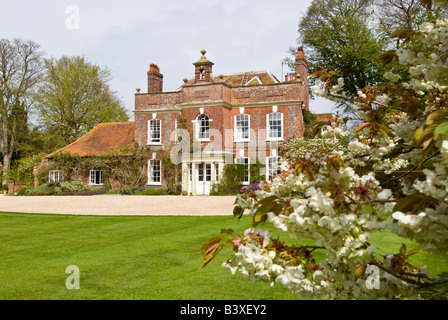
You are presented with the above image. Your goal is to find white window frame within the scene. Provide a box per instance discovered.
[266,156,282,180]
[148,159,162,185]
[148,119,162,145]
[89,170,103,186]
[234,114,251,142]
[195,114,210,141]
[266,112,284,141]
[48,170,63,183]
[235,157,250,185]
[215,162,219,182]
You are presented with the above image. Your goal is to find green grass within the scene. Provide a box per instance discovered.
[0,212,446,300]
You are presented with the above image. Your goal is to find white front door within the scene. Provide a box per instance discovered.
[196,163,211,195]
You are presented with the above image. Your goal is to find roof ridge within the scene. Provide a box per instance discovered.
[97,121,135,126]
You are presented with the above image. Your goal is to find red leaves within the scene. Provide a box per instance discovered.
[377,50,397,66]
[200,229,236,268]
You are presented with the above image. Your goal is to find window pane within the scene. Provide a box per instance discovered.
[236,114,249,140]
[197,114,209,139]
[206,164,211,182]
[268,113,282,139]
[198,163,204,182]
[149,160,161,183]
[215,162,219,182]
[149,119,161,143]
[267,156,282,179]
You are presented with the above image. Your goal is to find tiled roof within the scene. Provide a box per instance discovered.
[46,122,135,158]
[315,113,336,123]
[182,70,280,88]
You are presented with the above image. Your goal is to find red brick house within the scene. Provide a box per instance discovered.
[35,48,310,195]
[135,48,309,195]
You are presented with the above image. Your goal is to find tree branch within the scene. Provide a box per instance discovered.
[370,260,448,289]
[383,151,441,184]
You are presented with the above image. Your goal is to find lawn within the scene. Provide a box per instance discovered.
[0,212,446,300]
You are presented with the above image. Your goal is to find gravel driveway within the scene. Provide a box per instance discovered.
[0,195,237,216]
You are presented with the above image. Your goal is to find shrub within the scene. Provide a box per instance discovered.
[17,186,32,196]
[28,183,55,196]
[137,187,179,195]
[10,153,46,186]
[281,137,345,163]
[56,181,95,194]
[239,183,262,194]
[118,186,141,195]
[27,181,96,196]
[210,164,247,195]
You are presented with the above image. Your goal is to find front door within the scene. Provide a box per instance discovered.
[196,163,211,195]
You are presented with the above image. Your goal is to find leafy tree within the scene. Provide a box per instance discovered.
[0,39,45,182]
[286,0,388,101]
[201,1,448,300]
[36,55,129,148]
[374,0,448,40]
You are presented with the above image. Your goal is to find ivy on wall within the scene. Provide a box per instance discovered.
[36,144,151,189]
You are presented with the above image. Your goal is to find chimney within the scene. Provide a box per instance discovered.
[295,47,309,110]
[147,63,163,93]
[295,47,308,84]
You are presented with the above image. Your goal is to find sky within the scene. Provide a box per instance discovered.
[0,0,336,119]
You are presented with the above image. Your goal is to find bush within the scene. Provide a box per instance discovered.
[28,183,55,196]
[17,187,32,196]
[55,181,95,194]
[210,164,247,195]
[281,137,345,163]
[27,181,96,196]
[137,187,179,195]
[118,186,141,195]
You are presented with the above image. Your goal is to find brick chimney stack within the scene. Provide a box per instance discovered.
[147,63,163,93]
[295,47,308,84]
[295,47,309,110]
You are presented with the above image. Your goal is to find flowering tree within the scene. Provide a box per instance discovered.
[201,4,448,300]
